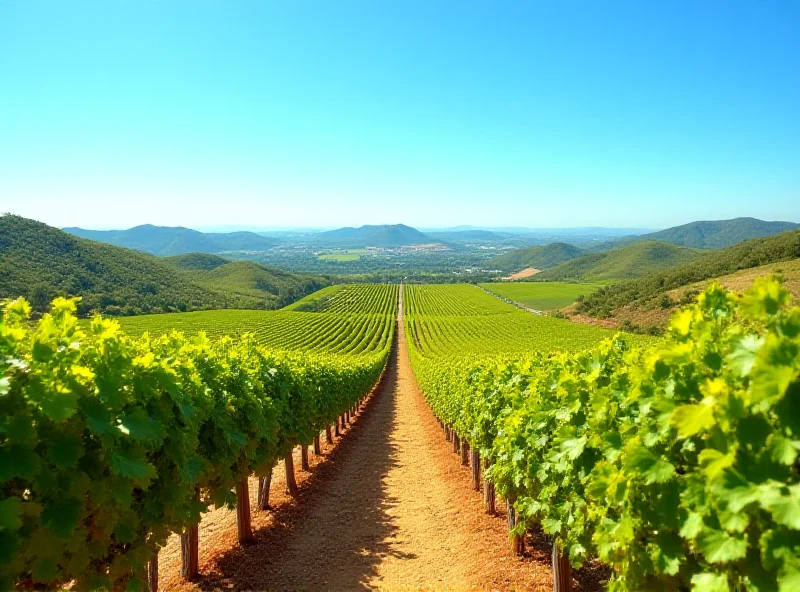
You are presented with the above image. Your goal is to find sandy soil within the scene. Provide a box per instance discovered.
[152,300,603,591]
[503,267,541,281]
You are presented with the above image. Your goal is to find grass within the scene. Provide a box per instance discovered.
[480,282,605,310]
[318,253,360,262]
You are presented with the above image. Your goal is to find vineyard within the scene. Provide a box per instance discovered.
[1,279,798,591]
[0,285,396,591]
[404,284,645,358]
[406,281,800,591]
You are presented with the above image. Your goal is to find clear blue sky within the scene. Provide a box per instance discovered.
[1,0,798,230]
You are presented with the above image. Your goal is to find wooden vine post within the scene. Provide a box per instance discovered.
[453,432,460,455]
[301,445,310,471]
[313,434,321,455]
[461,439,469,466]
[326,424,334,443]
[235,475,253,544]
[257,468,273,511]
[147,553,158,592]
[483,458,495,514]
[181,485,200,579]
[552,542,573,592]
[334,419,341,437]
[180,526,199,579]
[471,449,481,491]
[284,452,299,496]
[507,499,524,555]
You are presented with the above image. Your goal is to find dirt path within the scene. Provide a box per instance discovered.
[156,290,577,591]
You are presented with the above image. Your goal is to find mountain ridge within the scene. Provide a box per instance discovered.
[2,215,326,316]
[592,217,798,251]
[64,224,277,256]
[533,241,703,281]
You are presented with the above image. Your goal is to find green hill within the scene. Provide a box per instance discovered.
[577,229,800,321]
[535,241,703,281]
[181,260,328,306]
[164,252,231,271]
[63,224,277,256]
[313,224,432,247]
[0,215,326,316]
[487,242,584,271]
[593,217,798,251]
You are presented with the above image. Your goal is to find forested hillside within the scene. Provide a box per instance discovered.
[534,241,702,281]
[593,217,798,251]
[487,242,583,271]
[0,216,326,316]
[577,229,800,321]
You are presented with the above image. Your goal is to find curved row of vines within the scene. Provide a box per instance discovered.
[0,289,394,591]
[406,281,799,591]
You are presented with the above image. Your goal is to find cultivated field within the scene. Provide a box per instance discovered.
[480,281,605,310]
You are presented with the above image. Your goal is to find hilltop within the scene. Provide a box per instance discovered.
[573,229,800,330]
[1,215,326,316]
[593,217,798,251]
[487,242,584,271]
[64,224,277,256]
[312,224,432,247]
[534,241,702,281]
[169,256,328,306]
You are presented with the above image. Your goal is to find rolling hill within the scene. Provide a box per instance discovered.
[64,224,277,256]
[1,215,326,316]
[487,242,584,271]
[534,241,703,281]
[168,256,328,305]
[574,229,800,329]
[592,217,798,251]
[312,224,432,247]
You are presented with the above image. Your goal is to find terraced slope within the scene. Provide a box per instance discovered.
[117,284,399,355]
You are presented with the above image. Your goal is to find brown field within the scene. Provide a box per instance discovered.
[503,266,541,280]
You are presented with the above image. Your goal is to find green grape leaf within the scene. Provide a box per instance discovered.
[40,390,80,422]
[625,445,675,484]
[726,334,764,377]
[768,435,799,466]
[46,432,85,469]
[41,498,82,538]
[680,512,705,540]
[111,449,157,486]
[31,555,61,584]
[671,403,715,439]
[764,485,800,530]
[0,497,23,530]
[749,364,795,405]
[696,530,748,564]
[691,572,730,592]
[118,409,165,443]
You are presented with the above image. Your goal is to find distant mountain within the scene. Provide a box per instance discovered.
[487,242,584,271]
[313,224,432,247]
[592,217,799,251]
[1,215,326,316]
[63,224,277,256]
[535,241,703,281]
[427,230,509,242]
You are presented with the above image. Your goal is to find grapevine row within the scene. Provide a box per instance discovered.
[0,295,394,591]
[406,280,799,591]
